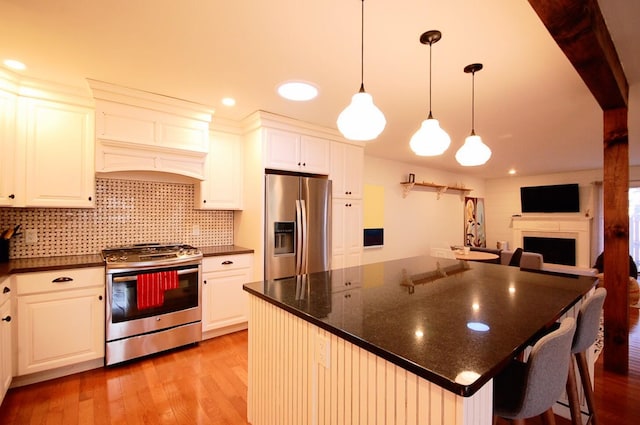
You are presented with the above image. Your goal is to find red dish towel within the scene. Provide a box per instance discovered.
[136,270,179,310]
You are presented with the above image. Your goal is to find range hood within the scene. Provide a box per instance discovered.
[88,79,215,180]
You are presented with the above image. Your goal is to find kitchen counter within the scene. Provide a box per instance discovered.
[243,256,597,425]
[0,245,254,277]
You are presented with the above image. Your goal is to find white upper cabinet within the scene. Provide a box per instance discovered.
[264,128,330,175]
[88,79,213,180]
[330,141,364,199]
[19,97,95,208]
[195,129,243,210]
[0,88,17,206]
[0,71,95,208]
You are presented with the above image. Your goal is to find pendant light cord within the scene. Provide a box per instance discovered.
[359,0,365,93]
[428,40,433,119]
[470,70,476,135]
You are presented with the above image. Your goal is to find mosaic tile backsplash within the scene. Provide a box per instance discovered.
[0,178,233,259]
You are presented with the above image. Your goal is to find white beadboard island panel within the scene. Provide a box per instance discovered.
[247,295,493,425]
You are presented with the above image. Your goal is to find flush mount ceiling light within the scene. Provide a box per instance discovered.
[277,81,318,101]
[456,63,492,166]
[409,30,451,156]
[336,0,386,141]
[221,97,236,106]
[3,59,26,71]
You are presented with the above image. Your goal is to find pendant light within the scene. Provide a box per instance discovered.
[409,30,451,156]
[456,63,491,166]
[337,0,386,141]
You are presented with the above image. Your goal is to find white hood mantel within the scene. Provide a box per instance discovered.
[511,215,593,268]
[88,79,214,180]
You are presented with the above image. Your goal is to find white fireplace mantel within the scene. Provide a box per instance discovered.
[511,215,593,268]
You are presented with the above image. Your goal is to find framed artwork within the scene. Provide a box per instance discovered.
[464,197,486,247]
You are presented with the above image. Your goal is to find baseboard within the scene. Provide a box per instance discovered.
[202,322,248,340]
[10,358,104,388]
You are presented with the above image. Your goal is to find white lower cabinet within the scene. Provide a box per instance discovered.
[0,276,12,403]
[15,268,105,376]
[202,254,254,339]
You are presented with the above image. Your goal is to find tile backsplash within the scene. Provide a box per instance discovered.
[0,178,233,259]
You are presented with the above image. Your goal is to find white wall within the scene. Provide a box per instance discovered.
[362,156,486,265]
[485,166,640,263]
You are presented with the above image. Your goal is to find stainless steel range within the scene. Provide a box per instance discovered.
[102,243,203,366]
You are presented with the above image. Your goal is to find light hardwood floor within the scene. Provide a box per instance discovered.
[1,310,639,425]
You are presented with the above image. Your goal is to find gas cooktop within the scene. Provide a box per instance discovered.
[102,243,202,268]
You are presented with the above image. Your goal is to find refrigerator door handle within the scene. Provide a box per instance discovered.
[295,199,303,274]
[300,199,308,274]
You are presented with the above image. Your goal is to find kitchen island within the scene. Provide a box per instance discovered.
[243,256,597,425]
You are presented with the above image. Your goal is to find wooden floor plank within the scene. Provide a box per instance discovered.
[2,314,639,425]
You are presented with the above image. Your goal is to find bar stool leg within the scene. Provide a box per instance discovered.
[541,407,557,425]
[576,351,598,425]
[566,354,582,425]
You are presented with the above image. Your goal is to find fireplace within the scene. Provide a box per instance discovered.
[523,236,576,266]
[512,216,592,268]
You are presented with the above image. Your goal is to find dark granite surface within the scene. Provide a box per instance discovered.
[0,245,254,277]
[243,255,597,397]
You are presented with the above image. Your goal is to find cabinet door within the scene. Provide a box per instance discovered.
[20,97,95,208]
[0,298,12,403]
[332,199,363,269]
[202,267,252,333]
[330,142,363,199]
[300,135,330,175]
[0,90,17,206]
[17,287,104,375]
[196,131,243,209]
[264,129,301,172]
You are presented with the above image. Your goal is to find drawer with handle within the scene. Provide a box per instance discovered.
[202,254,253,273]
[15,267,104,295]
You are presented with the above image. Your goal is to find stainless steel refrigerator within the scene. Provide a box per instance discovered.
[265,173,332,280]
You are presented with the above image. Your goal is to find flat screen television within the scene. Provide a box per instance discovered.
[520,183,580,213]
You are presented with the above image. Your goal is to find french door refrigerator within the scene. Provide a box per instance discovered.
[265,173,332,280]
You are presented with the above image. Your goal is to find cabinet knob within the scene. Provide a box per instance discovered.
[303,162,306,166]
[221,260,234,265]
[2,286,9,294]
[8,194,15,199]
[98,295,103,301]
[204,280,207,285]
[298,162,301,166]
[88,196,93,201]
[52,277,73,283]
[203,200,207,203]
[1,315,11,322]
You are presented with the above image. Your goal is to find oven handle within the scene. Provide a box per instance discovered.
[111,268,197,283]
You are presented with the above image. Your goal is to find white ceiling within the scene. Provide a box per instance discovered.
[1,0,638,179]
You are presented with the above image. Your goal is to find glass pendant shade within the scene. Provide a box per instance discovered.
[455,133,492,166]
[337,91,386,141]
[409,116,451,156]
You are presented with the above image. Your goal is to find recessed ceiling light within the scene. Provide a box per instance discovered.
[277,81,318,101]
[3,59,26,71]
[508,169,517,175]
[222,97,236,107]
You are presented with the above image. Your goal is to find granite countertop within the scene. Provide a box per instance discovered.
[0,245,254,277]
[243,255,597,397]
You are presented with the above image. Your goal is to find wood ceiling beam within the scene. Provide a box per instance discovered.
[527,0,628,109]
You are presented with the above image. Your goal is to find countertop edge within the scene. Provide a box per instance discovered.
[1,245,255,277]
[243,283,476,397]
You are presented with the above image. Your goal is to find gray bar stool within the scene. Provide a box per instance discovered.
[565,287,607,425]
[494,317,577,425]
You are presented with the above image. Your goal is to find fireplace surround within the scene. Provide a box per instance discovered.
[512,216,592,268]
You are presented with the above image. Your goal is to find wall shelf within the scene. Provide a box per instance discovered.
[400,182,473,200]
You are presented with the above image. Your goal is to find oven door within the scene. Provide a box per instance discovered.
[106,263,201,341]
